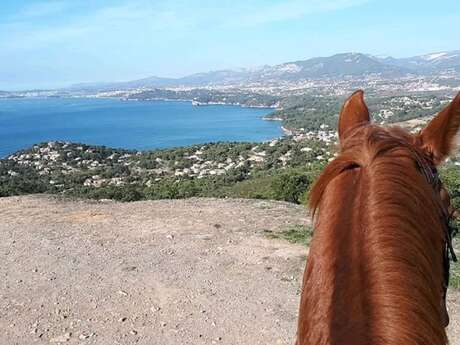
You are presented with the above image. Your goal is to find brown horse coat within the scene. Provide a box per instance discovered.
[296,91,460,345]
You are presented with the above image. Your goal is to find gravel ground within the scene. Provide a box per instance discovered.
[0,195,458,345]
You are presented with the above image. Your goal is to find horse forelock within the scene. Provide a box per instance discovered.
[310,125,426,216]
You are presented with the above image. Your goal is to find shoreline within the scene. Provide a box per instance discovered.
[0,95,280,110]
[281,126,294,135]
[262,116,283,121]
[0,98,286,159]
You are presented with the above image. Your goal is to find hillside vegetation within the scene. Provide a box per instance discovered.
[2,91,460,209]
[0,137,329,203]
[268,93,451,132]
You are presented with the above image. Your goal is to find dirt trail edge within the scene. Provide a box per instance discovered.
[0,195,458,345]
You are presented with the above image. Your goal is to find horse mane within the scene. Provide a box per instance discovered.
[298,124,447,344]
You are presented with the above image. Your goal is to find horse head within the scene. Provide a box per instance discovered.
[297,90,460,345]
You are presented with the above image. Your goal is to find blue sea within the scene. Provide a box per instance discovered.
[0,97,282,158]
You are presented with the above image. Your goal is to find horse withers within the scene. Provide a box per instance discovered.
[296,91,460,345]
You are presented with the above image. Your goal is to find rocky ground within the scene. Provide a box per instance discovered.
[0,196,459,345]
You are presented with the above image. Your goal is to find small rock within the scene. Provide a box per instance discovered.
[118,290,128,296]
[118,317,127,323]
[129,330,138,335]
[121,266,137,272]
[150,306,161,313]
[49,332,71,343]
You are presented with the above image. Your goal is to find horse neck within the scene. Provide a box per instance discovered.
[297,161,447,345]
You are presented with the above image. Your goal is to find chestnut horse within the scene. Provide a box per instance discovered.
[296,90,460,345]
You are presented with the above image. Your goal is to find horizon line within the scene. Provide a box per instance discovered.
[2,48,459,92]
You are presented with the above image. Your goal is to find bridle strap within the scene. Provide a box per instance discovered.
[393,139,458,327]
[413,150,458,327]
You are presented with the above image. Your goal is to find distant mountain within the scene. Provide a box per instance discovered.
[67,50,459,91]
[372,51,460,73]
[175,69,251,86]
[68,76,176,91]
[252,53,410,81]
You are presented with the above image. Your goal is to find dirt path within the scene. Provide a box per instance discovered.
[0,195,458,345]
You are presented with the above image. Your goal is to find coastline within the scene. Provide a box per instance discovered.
[124,97,278,109]
[0,97,285,158]
[0,94,280,111]
[262,116,283,121]
[281,126,293,135]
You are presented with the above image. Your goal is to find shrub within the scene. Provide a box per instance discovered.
[270,168,314,204]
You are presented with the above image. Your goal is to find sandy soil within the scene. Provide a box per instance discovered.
[0,195,458,345]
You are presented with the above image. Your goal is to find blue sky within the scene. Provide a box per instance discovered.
[0,0,459,90]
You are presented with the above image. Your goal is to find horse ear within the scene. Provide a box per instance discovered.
[338,90,370,142]
[419,92,460,165]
